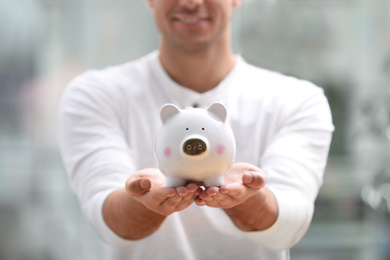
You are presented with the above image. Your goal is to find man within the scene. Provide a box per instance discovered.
[59,0,334,259]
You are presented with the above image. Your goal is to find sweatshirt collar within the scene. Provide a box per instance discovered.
[150,50,242,109]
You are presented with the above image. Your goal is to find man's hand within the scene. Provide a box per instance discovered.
[195,162,278,231]
[126,168,201,216]
[103,168,201,240]
[195,162,265,208]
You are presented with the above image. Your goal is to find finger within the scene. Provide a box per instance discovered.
[219,185,230,194]
[181,188,199,202]
[186,183,199,193]
[198,189,211,200]
[220,183,241,196]
[195,186,203,196]
[204,196,225,208]
[211,191,231,202]
[161,194,183,208]
[242,171,265,189]
[126,178,151,196]
[195,197,206,206]
[206,186,219,196]
[177,186,190,197]
[152,187,177,201]
[177,191,199,210]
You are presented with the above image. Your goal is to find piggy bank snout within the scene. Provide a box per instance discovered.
[183,138,207,156]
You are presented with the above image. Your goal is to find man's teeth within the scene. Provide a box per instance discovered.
[183,18,200,23]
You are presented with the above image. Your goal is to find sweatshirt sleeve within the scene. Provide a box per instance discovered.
[245,85,334,250]
[58,71,135,247]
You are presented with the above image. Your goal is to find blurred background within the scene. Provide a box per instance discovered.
[0,0,389,259]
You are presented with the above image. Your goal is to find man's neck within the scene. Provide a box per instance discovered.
[158,42,236,93]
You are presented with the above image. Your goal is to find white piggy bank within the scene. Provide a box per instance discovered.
[154,103,236,187]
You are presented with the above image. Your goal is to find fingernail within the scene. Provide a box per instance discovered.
[166,188,176,197]
[220,187,229,194]
[140,179,149,189]
[208,190,217,196]
[178,191,188,197]
[244,172,254,183]
[167,192,176,197]
[197,200,206,206]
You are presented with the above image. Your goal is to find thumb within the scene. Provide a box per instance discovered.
[242,171,265,189]
[126,178,151,196]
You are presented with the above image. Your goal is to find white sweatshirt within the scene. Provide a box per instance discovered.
[59,51,334,260]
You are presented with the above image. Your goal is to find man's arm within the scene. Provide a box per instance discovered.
[103,189,167,240]
[103,168,201,240]
[224,188,278,231]
[59,76,201,245]
[196,84,334,250]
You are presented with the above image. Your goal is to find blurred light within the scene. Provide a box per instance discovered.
[379,183,390,199]
[361,185,382,210]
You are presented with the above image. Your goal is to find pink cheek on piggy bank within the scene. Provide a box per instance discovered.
[215,144,225,155]
[164,147,172,158]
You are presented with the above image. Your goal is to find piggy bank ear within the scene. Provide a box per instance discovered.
[207,103,227,123]
[160,103,180,124]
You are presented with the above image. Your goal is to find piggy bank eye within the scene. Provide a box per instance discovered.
[186,128,189,130]
[202,128,205,130]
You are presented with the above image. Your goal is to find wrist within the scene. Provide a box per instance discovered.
[103,189,167,240]
[225,188,278,231]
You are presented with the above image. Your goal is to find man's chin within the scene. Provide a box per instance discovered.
[173,40,214,53]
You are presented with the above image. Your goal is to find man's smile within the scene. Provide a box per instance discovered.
[172,11,211,25]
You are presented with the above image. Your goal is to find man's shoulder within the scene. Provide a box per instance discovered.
[75,51,156,82]
[65,51,158,94]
